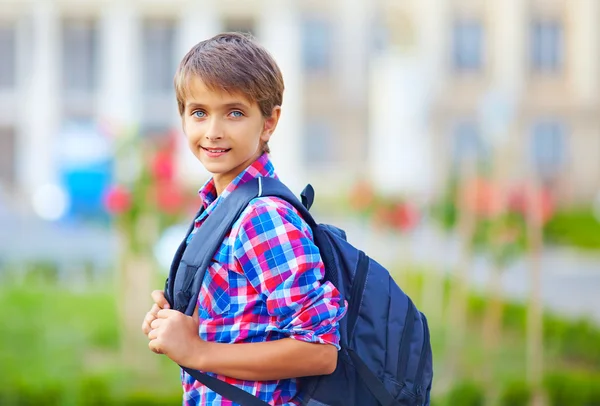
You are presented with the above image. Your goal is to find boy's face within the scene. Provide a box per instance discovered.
[181,77,280,189]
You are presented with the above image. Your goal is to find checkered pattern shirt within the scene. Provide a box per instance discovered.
[181,153,346,406]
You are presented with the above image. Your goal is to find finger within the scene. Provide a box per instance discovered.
[148,327,158,340]
[145,311,157,324]
[142,311,155,332]
[151,290,170,309]
[148,339,163,354]
[149,304,161,317]
[142,312,155,331]
[142,320,150,335]
[142,319,152,335]
[157,309,176,319]
[150,318,162,330]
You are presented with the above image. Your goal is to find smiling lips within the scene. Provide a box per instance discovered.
[202,146,231,158]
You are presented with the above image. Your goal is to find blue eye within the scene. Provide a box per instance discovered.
[230,110,244,118]
[192,111,206,118]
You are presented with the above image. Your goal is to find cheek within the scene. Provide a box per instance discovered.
[184,122,202,143]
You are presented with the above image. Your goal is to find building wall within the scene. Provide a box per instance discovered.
[426,0,600,203]
[0,0,598,212]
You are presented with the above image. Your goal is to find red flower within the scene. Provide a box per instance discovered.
[151,151,175,182]
[155,181,185,214]
[508,186,554,224]
[391,202,419,232]
[349,180,375,213]
[461,178,503,218]
[103,185,132,214]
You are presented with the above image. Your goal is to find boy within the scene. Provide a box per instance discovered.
[141,32,346,406]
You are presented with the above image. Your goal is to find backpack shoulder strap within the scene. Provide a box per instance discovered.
[168,176,314,316]
[167,178,280,406]
[173,178,266,315]
[256,177,317,228]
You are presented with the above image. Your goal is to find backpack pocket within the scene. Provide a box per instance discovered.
[382,376,420,406]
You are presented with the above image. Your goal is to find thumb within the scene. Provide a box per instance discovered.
[151,290,170,309]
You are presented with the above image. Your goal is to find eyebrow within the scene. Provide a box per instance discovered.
[185,102,251,111]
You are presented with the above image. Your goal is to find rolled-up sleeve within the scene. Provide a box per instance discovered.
[233,202,346,349]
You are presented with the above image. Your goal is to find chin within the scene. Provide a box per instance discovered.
[200,160,230,175]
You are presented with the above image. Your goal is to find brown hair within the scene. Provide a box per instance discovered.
[174,32,284,118]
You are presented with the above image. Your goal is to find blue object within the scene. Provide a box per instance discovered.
[56,119,113,221]
[165,177,433,406]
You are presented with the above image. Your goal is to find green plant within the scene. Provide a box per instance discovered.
[498,380,531,406]
[544,372,600,406]
[78,375,112,406]
[544,208,600,250]
[445,381,485,406]
[122,392,183,406]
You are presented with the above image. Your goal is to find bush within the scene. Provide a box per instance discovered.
[78,375,112,406]
[122,392,182,406]
[498,381,531,406]
[0,381,64,406]
[445,381,485,406]
[544,208,600,250]
[543,316,600,368]
[544,371,600,406]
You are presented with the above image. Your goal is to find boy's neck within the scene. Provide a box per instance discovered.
[211,151,265,197]
[214,178,227,197]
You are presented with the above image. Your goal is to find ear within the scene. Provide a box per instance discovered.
[260,106,281,143]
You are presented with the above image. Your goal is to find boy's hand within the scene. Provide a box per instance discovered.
[148,309,204,367]
[141,290,170,336]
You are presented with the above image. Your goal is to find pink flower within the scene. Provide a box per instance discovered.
[103,185,132,214]
[391,202,419,232]
[155,181,185,214]
[461,178,503,218]
[151,151,175,182]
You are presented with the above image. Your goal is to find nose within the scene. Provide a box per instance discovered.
[205,118,223,141]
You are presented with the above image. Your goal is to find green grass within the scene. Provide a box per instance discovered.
[0,284,181,405]
[392,266,600,404]
[1,266,599,405]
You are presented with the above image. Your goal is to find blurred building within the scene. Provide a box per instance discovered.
[421,0,600,205]
[0,0,598,216]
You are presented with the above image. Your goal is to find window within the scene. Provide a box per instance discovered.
[142,20,176,95]
[370,12,389,54]
[304,119,334,165]
[530,119,566,179]
[0,23,16,89]
[452,19,484,72]
[530,19,563,73]
[302,17,331,73]
[452,120,487,167]
[0,127,16,187]
[62,19,97,93]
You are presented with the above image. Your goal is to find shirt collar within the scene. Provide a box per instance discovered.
[197,153,277,219]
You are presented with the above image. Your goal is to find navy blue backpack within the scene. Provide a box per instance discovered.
[164,177,433,406]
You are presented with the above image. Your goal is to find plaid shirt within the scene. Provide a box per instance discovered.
[182,153,346,406]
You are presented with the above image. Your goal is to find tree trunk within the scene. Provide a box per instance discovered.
[445,162,477,382]
[483,263,504,406]
[526,178,545,406]
[116,216,159,368]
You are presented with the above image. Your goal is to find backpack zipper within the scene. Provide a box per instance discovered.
[414,313,431,400]
[347,250,369,340]
[397,299,416,383]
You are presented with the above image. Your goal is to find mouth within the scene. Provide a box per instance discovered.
[201,147,231,157]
